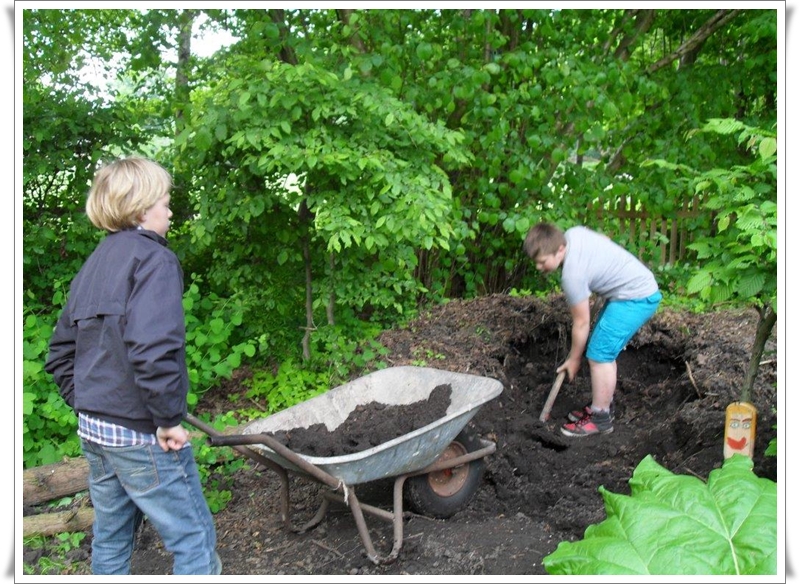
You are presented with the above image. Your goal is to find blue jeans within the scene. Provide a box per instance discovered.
[81,439,221,575]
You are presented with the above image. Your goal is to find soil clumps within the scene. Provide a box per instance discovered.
[266,384,452,457]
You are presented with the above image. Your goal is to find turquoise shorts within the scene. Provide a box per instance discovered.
[586,291,662,363]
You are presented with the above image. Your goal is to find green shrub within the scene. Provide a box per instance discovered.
[240,359,331,417]
[182,276,260,406]
[187,411,249,513]
[309,320,391,380]
[22,303,81,467]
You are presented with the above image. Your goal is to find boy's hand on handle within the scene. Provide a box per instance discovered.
[157,424,189,451]
[557,358,581,382]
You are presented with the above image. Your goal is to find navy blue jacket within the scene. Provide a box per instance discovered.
[45,228,189,434]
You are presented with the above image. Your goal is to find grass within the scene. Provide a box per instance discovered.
[22,533,91,575]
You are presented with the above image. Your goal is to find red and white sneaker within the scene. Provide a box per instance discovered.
[561,409,614,437]
[567,402,615,423]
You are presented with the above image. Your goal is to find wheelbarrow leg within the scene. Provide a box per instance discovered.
[390,475,409,561]
[320,488,401,564]
[343,486,381,564]
[321,477,409,564]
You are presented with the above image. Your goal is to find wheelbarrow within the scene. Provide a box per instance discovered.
[185,365,503,565]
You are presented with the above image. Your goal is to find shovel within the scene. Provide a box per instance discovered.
[529,370,571,450]
[539,370,566,422]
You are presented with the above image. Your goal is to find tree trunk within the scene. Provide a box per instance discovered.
[327,253,335,325]
[336,9,367,55]
[174,9,195,136]
[741,304,777,403]
[24,457,89,506]
[23,508,94,538]
[269,9,299,65]
[299,199,314,361]
[172,9,196,225]
[612,9,656,61]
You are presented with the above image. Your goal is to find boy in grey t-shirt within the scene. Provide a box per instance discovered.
[523,222,662,437]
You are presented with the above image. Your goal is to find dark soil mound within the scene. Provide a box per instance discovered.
[25,294,780,576]
[266,384,452,457]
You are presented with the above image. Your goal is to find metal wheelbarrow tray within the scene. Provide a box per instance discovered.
[186,365,503,564]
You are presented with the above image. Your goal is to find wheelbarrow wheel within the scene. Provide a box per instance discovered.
[405,426,485,519]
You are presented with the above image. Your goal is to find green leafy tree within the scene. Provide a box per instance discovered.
[22,9,148,309]
[644,118,777,402]
[21,8,261,465]
[300,9,776,297]
[24,7,776,326]
[178,54,471,357]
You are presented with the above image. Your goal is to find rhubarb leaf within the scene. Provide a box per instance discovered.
[543,454,777,575]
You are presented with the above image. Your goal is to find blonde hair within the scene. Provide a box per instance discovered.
[85,157,172,232]
[523,222,566,260]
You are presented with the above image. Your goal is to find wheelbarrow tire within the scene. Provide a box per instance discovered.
[405,426,485,519]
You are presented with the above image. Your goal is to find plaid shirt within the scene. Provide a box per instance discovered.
[78,412,158,447]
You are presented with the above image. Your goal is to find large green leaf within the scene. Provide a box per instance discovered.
[543,455,777,575]
[686,270,713,295]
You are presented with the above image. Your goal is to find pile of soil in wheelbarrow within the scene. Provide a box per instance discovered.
[24,293,780,577]
[265,383,453,456]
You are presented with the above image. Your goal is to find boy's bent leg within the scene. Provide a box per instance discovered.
[577,292,660,437]
[586,296,660,364]
[81,440,142,575]
[126,444,220,575]
[588,359,616,411]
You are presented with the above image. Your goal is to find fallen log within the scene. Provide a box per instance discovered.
[23,457,89,506]
[22,428,237,507]
[23,508,94,538]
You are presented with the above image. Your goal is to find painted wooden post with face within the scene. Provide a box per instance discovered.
[723,401,757,459]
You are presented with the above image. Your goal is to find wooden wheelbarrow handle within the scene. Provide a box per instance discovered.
[539,371,566,422]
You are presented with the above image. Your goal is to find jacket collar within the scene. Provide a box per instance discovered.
[120,227,169,247]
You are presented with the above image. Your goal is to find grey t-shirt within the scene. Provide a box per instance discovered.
[561,226,658,306]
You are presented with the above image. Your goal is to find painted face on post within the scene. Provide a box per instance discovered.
[723,401,757,459]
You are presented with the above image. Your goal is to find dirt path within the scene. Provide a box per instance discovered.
[26,294,779,576]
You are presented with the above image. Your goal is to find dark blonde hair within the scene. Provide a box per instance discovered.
[85,157,172,232]
[523,222,566,260]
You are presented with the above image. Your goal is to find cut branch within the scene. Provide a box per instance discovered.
[23,508,94,538]
[24,457,89,506]
[647,10,742,73]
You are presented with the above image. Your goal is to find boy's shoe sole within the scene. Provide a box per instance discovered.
[560,425,614,437]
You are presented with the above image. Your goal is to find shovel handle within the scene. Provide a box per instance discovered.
[539,371,566,422]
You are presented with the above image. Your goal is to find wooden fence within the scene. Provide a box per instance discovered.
[586,193,706,267]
